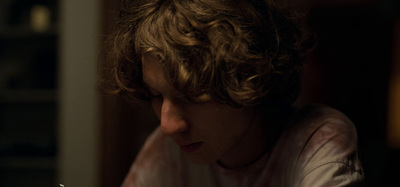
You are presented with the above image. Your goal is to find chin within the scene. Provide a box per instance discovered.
[184,152,218,165]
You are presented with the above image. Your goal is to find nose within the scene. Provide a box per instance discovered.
[160,99,189,136]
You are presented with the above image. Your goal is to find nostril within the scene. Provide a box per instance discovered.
[160,99,188,136]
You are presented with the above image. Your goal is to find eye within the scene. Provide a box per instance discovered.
[149,87,163,99]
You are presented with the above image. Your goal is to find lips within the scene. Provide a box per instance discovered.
[180,142,203,153]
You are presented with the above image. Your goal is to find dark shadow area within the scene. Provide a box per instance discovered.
[0,0,59,186]
[302,2,399,186]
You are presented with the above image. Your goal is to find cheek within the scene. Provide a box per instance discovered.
[213,107,254,132]
[151,98,163,119]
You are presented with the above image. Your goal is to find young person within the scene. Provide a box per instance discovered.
[102,0,364,186]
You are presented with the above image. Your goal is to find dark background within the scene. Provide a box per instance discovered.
[302,3,399,186]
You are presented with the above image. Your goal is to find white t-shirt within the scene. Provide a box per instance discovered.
[122,105,364,187]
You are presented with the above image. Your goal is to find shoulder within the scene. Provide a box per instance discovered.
[290,105,361,160]
[262,104,364,186]
[288,104,365,186]
[128,127,172,169]
[291,104,356,132]
[121,127,184,187]
[292,105,359,147]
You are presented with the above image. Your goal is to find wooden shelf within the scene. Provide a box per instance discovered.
[0,1,59,186]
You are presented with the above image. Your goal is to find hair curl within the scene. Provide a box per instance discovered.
[100,0,311,107]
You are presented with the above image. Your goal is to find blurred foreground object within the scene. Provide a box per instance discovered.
[387,18,400,149]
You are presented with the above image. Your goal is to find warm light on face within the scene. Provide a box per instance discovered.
[141,53,266,168]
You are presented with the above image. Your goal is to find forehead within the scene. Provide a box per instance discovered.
[141,54,168,87]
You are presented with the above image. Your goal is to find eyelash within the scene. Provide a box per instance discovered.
[148,88,163,99]
[145,87,210,103]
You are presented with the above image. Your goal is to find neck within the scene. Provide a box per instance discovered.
[217,103,294,169]
[218,112,269,169]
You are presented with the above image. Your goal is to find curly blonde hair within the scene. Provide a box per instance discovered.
[101,0,310,107]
